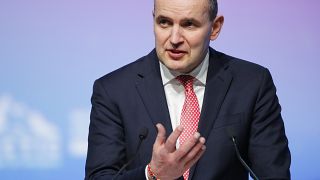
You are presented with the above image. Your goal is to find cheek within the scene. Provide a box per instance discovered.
[188,33,210,49]
[155,29,168,45]
[189,28,211,43]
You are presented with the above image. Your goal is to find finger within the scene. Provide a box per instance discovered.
[175,132,201,160]
[154,123,167,147]
[164,125,183,153]
[181,137,206,164]
[184,144,206,169]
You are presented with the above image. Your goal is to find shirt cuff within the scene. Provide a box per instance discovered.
[145,165,149,180]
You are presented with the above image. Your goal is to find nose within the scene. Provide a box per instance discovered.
[170,26,183,48]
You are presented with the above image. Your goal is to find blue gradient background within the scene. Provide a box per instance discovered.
[0,0,319,179]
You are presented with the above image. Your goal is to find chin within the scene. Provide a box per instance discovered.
[169,65,190,73]
[164,61,186,72]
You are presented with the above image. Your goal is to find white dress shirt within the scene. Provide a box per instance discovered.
[159,51,209,133]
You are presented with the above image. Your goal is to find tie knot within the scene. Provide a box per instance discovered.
[176,75,195,92]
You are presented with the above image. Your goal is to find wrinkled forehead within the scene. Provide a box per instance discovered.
[154,0,210,7]
[154,0,210,19]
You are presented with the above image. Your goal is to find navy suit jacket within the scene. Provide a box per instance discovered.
[85,48,291,180]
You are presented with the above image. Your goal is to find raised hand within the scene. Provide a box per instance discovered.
[148,123,206,180]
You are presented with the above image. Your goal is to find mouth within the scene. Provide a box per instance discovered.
[166,49,187,60]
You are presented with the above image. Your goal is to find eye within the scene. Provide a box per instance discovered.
[181,19,199,29]
[184,20,194,27]
[158,18,170,27]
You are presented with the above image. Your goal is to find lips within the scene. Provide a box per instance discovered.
[166,49,187,60]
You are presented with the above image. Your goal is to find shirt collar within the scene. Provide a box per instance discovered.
[160,50,209,86]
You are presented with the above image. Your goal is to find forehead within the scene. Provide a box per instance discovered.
[154,0,209,19]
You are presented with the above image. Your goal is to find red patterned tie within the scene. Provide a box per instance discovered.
[176,75,200,180]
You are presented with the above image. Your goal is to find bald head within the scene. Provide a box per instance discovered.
[154,0,218,21]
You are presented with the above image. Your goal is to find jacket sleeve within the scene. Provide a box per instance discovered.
[249,68,291,179]
[85,79,146,180]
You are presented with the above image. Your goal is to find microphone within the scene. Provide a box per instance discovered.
[227,128,260,180]
[112,127,149,180]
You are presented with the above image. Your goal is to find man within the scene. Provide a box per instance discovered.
[85,0,291,179]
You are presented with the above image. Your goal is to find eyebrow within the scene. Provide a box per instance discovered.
[155,15,200,24]
[181,18,199,23]
[155,15,172,21]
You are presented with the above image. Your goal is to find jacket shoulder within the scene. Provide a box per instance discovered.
[213,50,268,78]
[96,50,157,86]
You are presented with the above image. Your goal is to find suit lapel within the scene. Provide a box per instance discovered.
[135,50,173,135]
[189,48,233,179]
[198,48,233,139]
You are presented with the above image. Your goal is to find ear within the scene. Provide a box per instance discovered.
[210,15,224,41]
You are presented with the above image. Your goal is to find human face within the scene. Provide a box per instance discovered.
[154,0,218,73]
